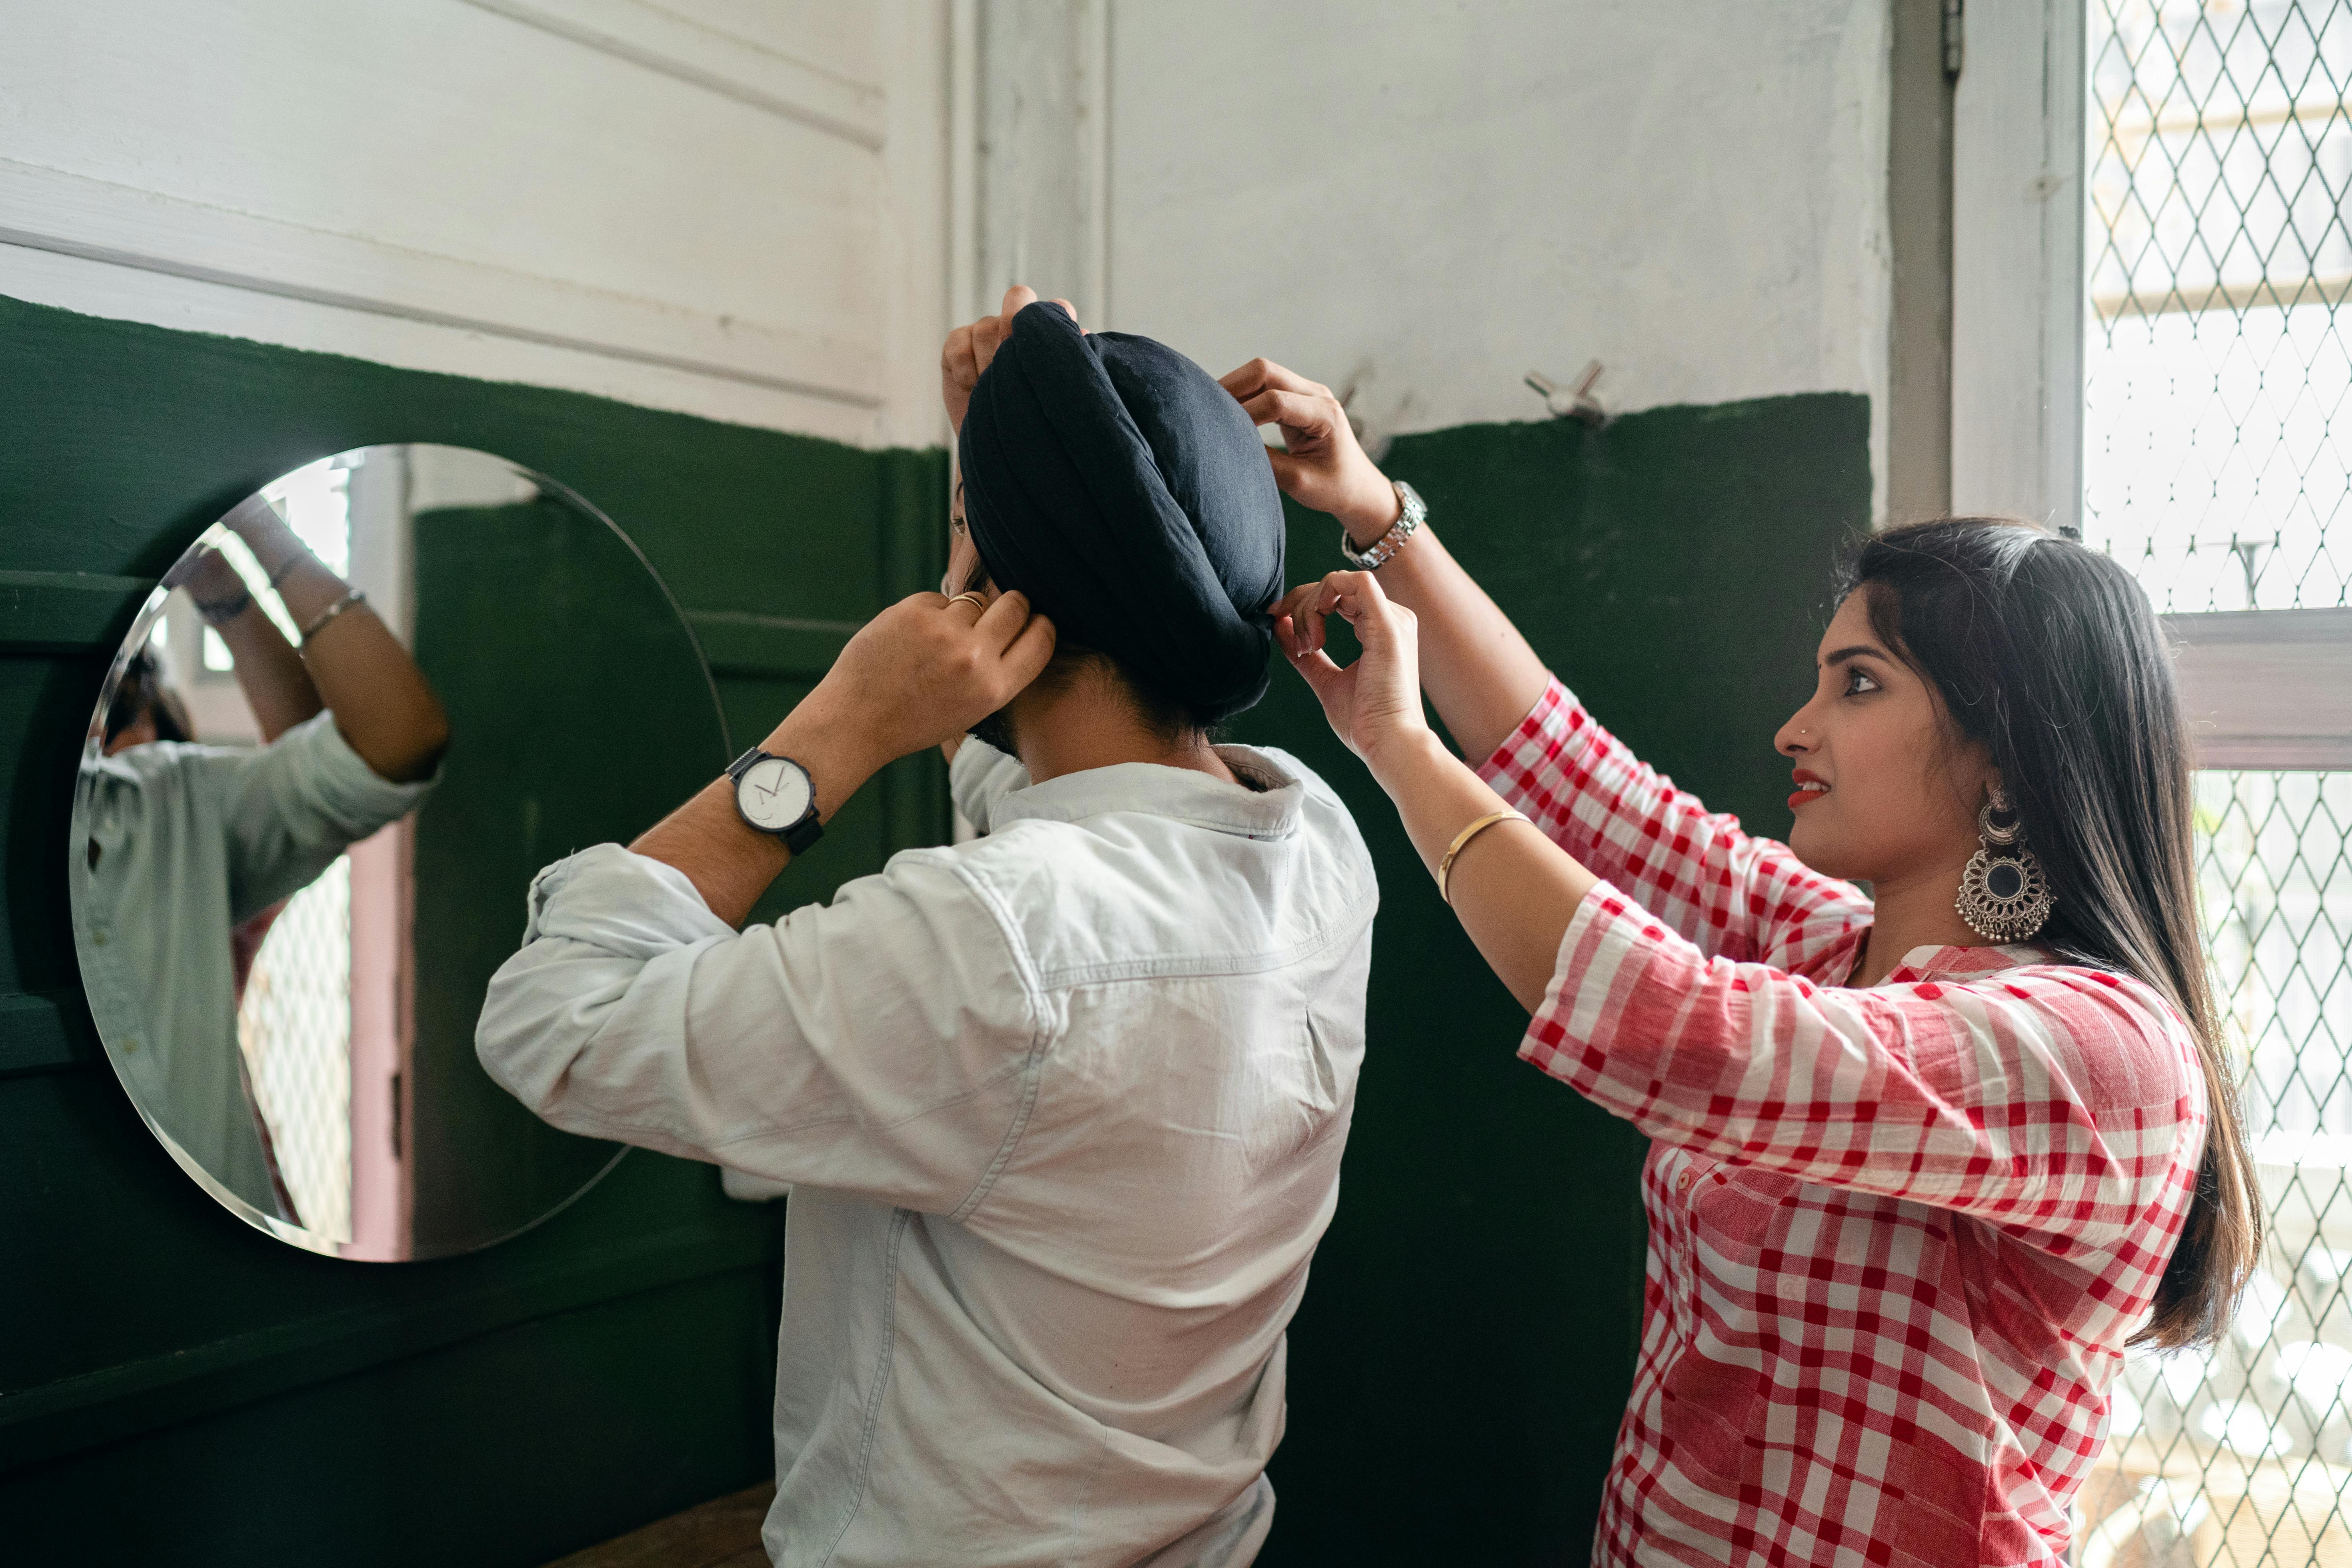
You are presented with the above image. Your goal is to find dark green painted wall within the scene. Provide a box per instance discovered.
[0,292,1867,1565]
[1234,397,1870,1563]
[0,295,944,1566]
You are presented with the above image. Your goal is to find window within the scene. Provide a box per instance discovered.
[2073,2,2352,1561]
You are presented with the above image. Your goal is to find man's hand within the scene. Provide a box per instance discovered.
[1218,360,1399,546]
[163,545,249,607]
[941,284,1076,432]
[631,590,1054,927]
[794,589,1055,775]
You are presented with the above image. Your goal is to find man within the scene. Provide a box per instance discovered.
[476,288,1376,1566]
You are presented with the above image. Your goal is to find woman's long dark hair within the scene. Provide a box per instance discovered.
[1842,517,2260,1350]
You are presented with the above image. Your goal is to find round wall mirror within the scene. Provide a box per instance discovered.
[69,445,726,1260]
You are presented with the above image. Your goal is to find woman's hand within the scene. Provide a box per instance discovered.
[1275,570,1433,777]
[1219,359,1398,544]
[941,285,1076,432]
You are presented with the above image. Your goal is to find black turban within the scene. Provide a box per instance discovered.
[958,302,1285,723]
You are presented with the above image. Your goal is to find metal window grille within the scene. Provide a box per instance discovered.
[2083,2,2352,1561]
[212,455,360,1244]
[237,857,354,1241]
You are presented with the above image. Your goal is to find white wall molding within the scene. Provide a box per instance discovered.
[457,0,888,150]
[2168,609,2352,769]
[0,158,881,409]
[1951,0,2086,529]
[969,0,1112,327]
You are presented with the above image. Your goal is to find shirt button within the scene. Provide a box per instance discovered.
[1675,1169,1695,1196]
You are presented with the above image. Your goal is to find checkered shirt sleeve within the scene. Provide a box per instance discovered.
[1476,679,2211,1564]
[1476,677,1871,967]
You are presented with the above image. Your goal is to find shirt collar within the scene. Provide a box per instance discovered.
[1816,925,2055,987]
[988,744,1305,841]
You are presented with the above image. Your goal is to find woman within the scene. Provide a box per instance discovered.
[1222,359,2260,1565]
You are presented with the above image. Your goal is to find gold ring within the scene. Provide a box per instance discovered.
[945,592,987,613]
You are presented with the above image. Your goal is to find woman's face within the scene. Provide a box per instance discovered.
[1772,589,1990,885]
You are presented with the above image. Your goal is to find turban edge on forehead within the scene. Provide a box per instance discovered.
[957,302,1285,724]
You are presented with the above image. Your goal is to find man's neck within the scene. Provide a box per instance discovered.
[1009,683,1236,787]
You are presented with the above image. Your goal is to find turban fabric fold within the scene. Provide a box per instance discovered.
[958,302,1285,723]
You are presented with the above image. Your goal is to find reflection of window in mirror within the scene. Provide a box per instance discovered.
[149,449,429,1252]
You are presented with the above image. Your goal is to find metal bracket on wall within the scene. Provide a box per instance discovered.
[1944,0,1965,80]
[1525,361,1610,427]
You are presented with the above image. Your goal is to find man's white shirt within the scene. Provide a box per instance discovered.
[80,713,437,1214]
[476,738,1375,1567]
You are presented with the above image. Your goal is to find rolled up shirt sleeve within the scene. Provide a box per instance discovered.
[1522,883,2207,1250]
[218,710,439,920]
[1477,677,1868,965]
[476,842,1051,1215]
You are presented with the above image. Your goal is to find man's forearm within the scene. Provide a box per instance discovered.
[630,701,887,928]
[214,603,324,742]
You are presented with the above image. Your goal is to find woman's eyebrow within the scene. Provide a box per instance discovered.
[1820,643,1890,666]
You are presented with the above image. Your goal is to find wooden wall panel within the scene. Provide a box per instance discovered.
[0,294,946,1558]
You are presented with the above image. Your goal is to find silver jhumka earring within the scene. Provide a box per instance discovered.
[1956,785,2052,942]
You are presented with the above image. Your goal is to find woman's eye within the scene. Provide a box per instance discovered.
[1843,667,1880,696]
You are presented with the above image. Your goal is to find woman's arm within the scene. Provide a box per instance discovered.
[1283,571,2200,1241]
[223,497,448,783]
[1222,359,1548,762]
[1279,567,1587,1010]
[1238,361,1869,963]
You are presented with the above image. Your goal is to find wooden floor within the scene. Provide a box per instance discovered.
[540,1483,774,1568]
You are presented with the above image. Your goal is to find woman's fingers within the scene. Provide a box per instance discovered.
[1282,638,1348,703]
[1272,583,1327,656]
[1219,358,1330,402]
[999,284,1040,322]
[1237,387,1339,441]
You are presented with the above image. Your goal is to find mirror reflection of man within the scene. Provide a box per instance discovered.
[80,496,448,1224]
[478,290,1377,1567]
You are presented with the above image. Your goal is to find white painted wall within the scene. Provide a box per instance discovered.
[0,0,952,447]
[3,2,1893,468]
[965,0,1892,492]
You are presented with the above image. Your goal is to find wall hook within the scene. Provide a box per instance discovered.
[1336,378,1394,462]
[1525,360,1608,427]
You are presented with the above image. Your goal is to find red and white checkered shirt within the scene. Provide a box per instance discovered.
[1477,679,2208,1568]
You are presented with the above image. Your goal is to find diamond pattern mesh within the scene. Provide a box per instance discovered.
[2081,5,2352,1560]
[2087,0,2352,613]
[2082,775,2352,1562]
[236,857,354,1242]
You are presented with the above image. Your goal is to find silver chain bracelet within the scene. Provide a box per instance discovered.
[1338,480,1426,570]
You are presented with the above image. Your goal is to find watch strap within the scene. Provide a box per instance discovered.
[1339,479,1426,570]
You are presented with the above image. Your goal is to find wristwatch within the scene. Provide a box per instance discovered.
[727,748,825,853]
[1339,479,1426,570]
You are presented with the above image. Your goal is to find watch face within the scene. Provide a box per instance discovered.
[736,755,813,832]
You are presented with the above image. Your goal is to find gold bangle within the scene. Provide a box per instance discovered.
[1437,808,1529,906]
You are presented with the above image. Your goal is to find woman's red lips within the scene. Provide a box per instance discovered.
[1789,770,1829,811]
